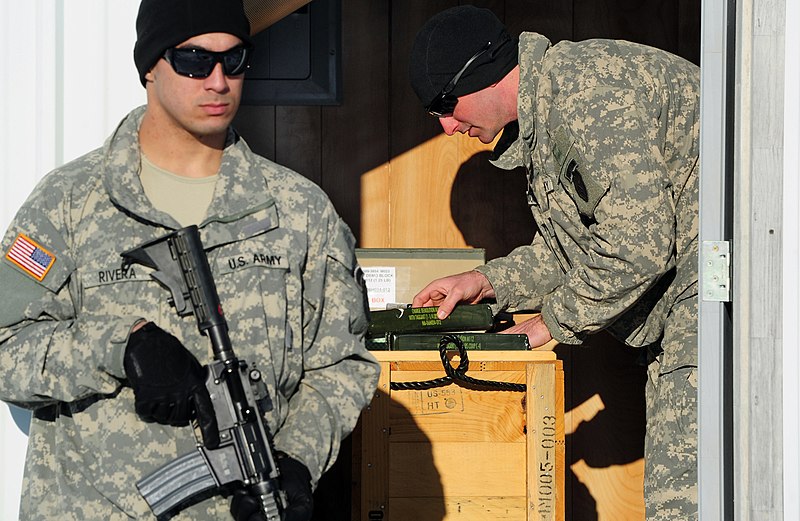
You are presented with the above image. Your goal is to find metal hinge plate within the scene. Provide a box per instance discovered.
[701,240,732,302]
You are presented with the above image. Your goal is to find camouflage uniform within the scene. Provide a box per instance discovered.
[0,106,380,520]
[476,33,699,519]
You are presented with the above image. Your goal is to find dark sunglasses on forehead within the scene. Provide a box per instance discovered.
[426,40,492,117]
[163,45,252,78]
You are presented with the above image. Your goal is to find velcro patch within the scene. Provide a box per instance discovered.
[5,234,56,281]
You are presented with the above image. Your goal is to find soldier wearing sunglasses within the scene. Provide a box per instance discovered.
[0,1,380,520]
[409,6,700,521]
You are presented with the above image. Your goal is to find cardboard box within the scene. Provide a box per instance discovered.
[356,248,485,310]
[353,350,565,521]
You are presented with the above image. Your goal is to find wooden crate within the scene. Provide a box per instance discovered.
[354,350,565,521]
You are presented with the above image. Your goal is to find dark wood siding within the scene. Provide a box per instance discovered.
[233,2,700,520]
[235,0,699,253]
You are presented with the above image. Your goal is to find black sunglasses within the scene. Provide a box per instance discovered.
[427,41,492,117]
[163,45,252,79]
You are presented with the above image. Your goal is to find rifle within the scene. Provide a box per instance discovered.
[121,225,286,520]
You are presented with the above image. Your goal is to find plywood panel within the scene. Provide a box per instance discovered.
[745,5,785,510]
[356,352,564,521]
[233,105,276,159]
[359,164,392,247]
[527,358,565,521]
[677,0,701,65]
[275,105,321,184]
[390,133,463,247]
[556,333,646,521]
[450,132,529,261]
[571,459,645,521]
[390,441,528,497]
[507,0,573,43]
[388,0,461,249]
[389,374,527,443]
[392,496,527,520]
[322,0,390,240]
[359,363,391,519]
[389,0,454,159]
[574,0,678,51]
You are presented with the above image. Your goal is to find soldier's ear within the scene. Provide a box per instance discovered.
[144,67,156,84]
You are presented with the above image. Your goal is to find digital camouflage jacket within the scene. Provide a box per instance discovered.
[0,106,380,520]
[478,33,699,370]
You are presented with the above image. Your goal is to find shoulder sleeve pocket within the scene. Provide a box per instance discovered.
[0,245,75,327]
[1,206,75,293]
[550,125,608,220]
[326,219,370,335]
[0,262,52,327]
[0,209,76,326]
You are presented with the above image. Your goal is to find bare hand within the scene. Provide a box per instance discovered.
[411,270,496,319]
[500,314,553,349]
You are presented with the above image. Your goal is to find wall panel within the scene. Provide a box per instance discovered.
[233,2,701,519]
[322,0,391,242]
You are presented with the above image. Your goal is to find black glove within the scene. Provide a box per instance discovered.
[230,452,313,521]
[124,322,219,446]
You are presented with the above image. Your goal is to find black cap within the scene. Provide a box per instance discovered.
[409,6,518,108]
[134,0,253,87]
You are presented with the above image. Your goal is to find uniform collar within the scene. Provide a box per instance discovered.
[490,32,551,170]
[102,106,275,235]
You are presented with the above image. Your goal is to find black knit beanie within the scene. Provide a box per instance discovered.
[134,0,253,87]
[409,6,518,109]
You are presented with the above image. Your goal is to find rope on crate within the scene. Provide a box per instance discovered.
[389,334,527,392]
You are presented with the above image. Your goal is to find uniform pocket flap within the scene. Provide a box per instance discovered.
[558,146,607,220]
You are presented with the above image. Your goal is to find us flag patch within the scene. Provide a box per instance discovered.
[5,234,56,281]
